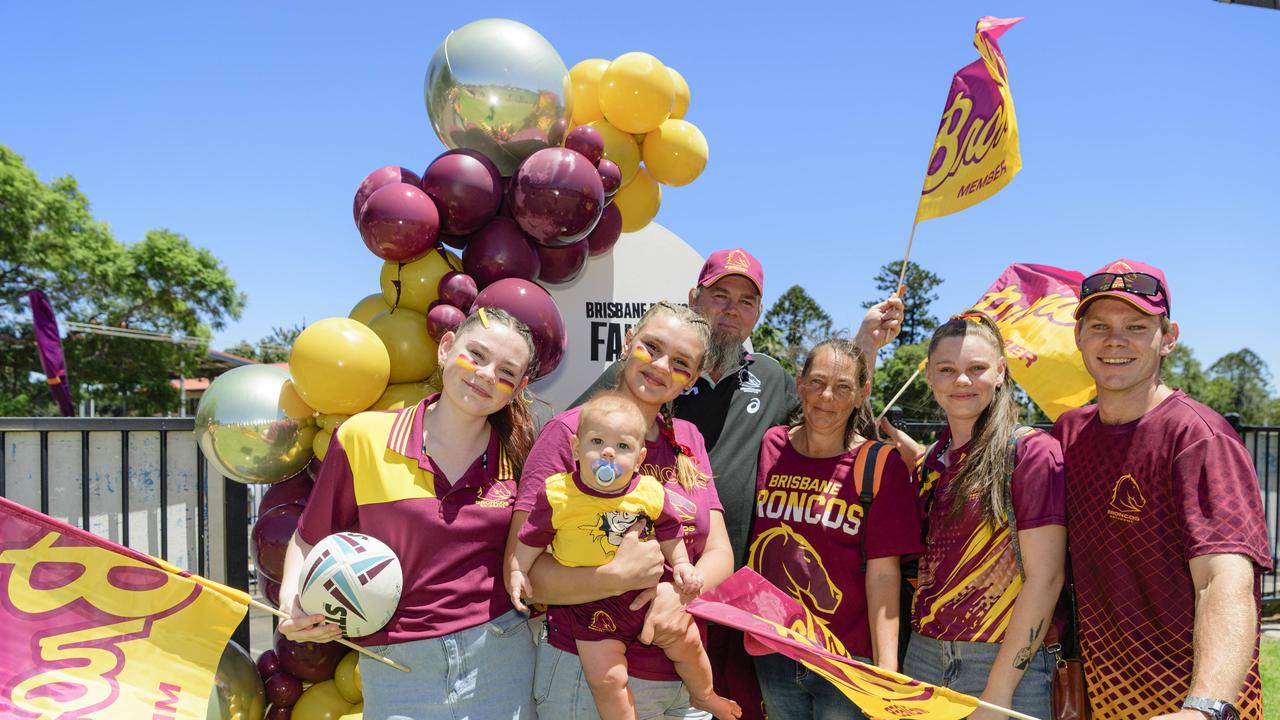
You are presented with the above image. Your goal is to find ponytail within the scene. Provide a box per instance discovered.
[659,402,710,491]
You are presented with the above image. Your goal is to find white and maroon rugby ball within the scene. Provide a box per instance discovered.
[298,532,402,638]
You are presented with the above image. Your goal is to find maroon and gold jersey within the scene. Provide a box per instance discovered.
[1053,391,1271,719]
[911,428,1065,643]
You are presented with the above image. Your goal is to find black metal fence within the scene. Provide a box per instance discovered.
[886,410,1280,601]
[0,417,251,650]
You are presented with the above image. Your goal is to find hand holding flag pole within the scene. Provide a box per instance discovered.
[251,597,412,672]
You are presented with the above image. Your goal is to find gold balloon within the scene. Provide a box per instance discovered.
[598,52,674,134]
[368,309,438,384]
[289,318,390,415]
[642,119,709,187]
[570,59,610,125]
[316,414,349,431]
[206,640,266,720]
[292,679,354,720]
[334,651,362,704]
[348,293,391,327]
[423,19,573,176]
[613,167,662,233]
[337,705,363,720]
[314,426,333,460]
[194,365,315,485]
[668,67,690,119]
[587,120,641,188]
[379,250,462,314]
[371,381,438,411]
[279,380,316,420]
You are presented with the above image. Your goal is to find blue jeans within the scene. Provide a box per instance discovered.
[359,609,536,720]
[753,652,869,720]
[902,632,1052,719]
[533,637,711,720]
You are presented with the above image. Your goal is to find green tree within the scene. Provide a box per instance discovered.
[1206,349,1274,424]
[762,285,832,371]
[1,146,245,416]
[864,260,943,348]
[227,324,304,364]
[870,342,936,420]
[749,322,795,376]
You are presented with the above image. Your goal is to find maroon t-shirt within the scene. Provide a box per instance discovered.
[517,406,722,682]
[911,428,1065,643]
[298,396,516,646]
[1053,391,1271,719]
[750,426,924,659]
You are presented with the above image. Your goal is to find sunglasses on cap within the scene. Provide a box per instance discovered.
[1080,271,1170,315]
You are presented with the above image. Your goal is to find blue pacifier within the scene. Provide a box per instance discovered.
[591,459,621,485]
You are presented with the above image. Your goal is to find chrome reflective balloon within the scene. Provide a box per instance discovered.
[195,365,315,485]
[207,640,267,720]
[424,18,572,176]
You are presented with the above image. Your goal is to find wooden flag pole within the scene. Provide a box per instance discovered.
[974,698,1042,720]
[896,220,921,291]
[874,366,923,425]
[249,597,412,673]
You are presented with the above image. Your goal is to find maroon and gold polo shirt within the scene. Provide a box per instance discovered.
[298,394,517,646]
[1054,391,1271,719]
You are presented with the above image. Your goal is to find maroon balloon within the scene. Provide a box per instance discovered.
[274,633,347,683]
[437,271,479,311]
[510,148,605,247]
[462,217,541,289]
[440,233,469,250]
[537,239,590,285]
[267,706,292,720]
[472,278,566,379]
[421,149,503,236]
[586,203,624,257]
[258,473,314,517]
[427,302,466,342]
[357,183,439,262]
[263,577,281,608]
[251,502,304,584]
[266,671,304,708]
[257,649,282,681]
[564,125,604,166]
[597,159,622,198]
[352,166,420,225]
[548,118,570,147]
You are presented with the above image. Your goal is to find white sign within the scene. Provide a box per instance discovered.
[532,222,705,412]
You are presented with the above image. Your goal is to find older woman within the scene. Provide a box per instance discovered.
[748,338,923,720]
[903,312,1065,720]
[278,307,541,720]
[508,301,735,720]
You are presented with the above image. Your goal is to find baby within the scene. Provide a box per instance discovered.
[507,392,740,720]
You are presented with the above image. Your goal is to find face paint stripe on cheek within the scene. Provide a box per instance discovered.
[496,378,515,394]
[454,354,478,372]
[631,345,654,363]
[671,369,692,385]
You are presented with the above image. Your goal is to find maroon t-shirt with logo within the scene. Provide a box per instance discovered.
[911,428,1066,643]
[517,406,722,682]
[1053,391,1271,719]
[750,426,924,659]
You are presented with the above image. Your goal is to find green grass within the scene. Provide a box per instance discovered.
[1263,636,1279,718]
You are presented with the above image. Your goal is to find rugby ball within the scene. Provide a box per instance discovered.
[298,532,403,638]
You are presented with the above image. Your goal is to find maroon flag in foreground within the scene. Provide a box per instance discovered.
[26,289,74,416]
[687,569,988,720]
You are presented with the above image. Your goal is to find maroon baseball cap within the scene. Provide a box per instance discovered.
[697,248,764,295]
[1074,258,1171,319]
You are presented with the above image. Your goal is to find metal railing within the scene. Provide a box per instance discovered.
[886,410,1280,601]
[0,417,251,650]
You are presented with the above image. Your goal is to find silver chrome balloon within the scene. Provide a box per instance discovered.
[424,18,573,176]
[194,365,315,485]
[206,640,266,720]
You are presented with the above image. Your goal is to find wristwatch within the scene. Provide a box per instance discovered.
[1183,697,1240,720]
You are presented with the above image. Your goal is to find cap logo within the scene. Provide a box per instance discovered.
[725,249,751,273]
[1106,261,1135,273]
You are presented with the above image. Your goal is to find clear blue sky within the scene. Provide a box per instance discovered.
[3,2,1277,380]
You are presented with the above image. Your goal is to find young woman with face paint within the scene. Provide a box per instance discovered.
[278,307,540,720]
[505,301,735,720]
[903,312,1066,720]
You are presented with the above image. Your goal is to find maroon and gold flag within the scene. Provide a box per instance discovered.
[0,496,250,719]
[688,570,1007,720]
[26,290,74,417]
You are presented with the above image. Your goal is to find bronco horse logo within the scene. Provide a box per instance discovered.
[748,525,842,613]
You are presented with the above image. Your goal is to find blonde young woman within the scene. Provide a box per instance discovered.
[902,312,1065,720]
[506,301,735,720]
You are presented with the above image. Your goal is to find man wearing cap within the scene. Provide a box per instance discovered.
[574,248,903,719]
[1052,260,1270,720]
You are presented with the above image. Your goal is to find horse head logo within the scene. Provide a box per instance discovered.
[1109,474,1146,515]
[748,524,842,613]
